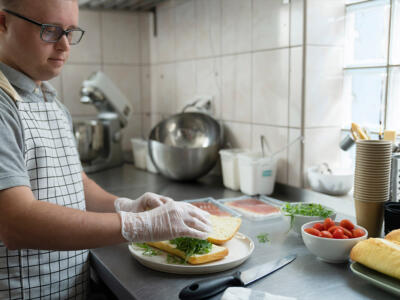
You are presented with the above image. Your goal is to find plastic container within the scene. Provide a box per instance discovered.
[146,151,158,174]
[131,138,147,170]
[219,149,246,191]
[217,195,281,221]
[237,152,278,195]
[184,197,241,217]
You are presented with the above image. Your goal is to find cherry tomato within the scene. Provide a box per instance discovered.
[326,225,351,237]
[340,219,355,231]
[324,218,335,230]
[332,228,346,239]
[352,228,365,238]
[320,230,333,238]
[313,222,325,231]
[304,228,322,237]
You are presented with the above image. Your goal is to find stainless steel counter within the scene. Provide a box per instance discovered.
[88,164,396,300]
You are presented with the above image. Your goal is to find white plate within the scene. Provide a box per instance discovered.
[128,233,254,274]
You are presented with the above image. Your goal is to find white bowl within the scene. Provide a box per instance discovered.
[307,166,354,196]
[281,202,336,234]
[301,220,368,263]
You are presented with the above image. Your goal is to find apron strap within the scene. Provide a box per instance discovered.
[0,69,22,102]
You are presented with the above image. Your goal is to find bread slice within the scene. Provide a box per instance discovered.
[146,241,228,265]
[208,215,242,245]
[385,229,400,243]
[350,238,400,280]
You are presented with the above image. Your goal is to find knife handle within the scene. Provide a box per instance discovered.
[179,271,244,300]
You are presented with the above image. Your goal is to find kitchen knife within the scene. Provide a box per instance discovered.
[179,254,296,300]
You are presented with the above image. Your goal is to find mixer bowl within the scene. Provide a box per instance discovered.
[149,112,223,181]
[73,119,104,163]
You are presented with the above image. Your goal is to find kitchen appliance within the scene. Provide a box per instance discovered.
[148,112,223,181]
[73,71,133,173]
[179,254,296,300]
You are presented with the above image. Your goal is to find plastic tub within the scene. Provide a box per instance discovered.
[131,138,147,170]
[219,149,246,191]
[146,151,158,174]
[237,152,278,195]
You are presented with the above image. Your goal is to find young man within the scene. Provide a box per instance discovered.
[0,1,211,299]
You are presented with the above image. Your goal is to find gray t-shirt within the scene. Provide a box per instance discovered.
[0,63,75,190]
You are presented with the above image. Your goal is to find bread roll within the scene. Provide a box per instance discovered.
[385,229,400,243]
[350,238,400,279]
[208,215,242,245]
[147,241,228,264]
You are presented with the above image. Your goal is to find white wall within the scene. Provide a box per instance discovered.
[54,0,346,188]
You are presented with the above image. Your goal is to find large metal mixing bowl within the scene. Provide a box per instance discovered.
[73,119,104,163]
[149,112,223,181]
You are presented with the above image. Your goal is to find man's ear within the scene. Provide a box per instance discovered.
[0,11,7,33]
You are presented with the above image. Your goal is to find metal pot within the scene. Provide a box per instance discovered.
[148,112,223,181]
[73,119,104,162]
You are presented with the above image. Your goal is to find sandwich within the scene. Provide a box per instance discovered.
[146,215,242,265]
[350,229,400,280]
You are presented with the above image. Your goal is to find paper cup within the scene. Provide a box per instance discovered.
[354,199,385,237]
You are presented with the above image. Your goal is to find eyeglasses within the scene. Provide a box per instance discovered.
[3,9,85,45]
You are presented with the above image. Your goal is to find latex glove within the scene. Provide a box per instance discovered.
[114,192,173,213]
[119,201,212,242]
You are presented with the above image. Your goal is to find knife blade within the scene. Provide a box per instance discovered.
[179,254,296,300]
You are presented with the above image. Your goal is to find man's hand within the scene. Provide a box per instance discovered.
[119,201,212,242]
[114,192,173,213]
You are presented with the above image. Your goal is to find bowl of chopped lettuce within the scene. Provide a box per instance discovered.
[281,202,336,234]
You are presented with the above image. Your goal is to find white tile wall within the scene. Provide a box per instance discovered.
[102,65,141,114]
[222,121,252,149]
[305,46,344,128]
[57,0,347,188]
[221,0,252,55]
[196,58,221,117]
[252,48,289,127]
[289,46,303,128]
[101,11,140,64]
[252,0,290,51]
[176,60,196,112]
[69,10,102,63]
[175,0,196,60]
[156,5,176,63]
[307,0,345,46]
[221,53,252,123]
[195,0,222,58]
[290,0,304,46]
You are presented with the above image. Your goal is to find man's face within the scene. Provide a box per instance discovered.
[1,0,79,83]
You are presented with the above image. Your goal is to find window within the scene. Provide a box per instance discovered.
[344,0,400,133]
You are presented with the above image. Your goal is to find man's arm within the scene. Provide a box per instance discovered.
[82,171,118,213]
[0,185,125,250]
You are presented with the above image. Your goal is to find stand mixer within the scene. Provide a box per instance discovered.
[73,71,133,173]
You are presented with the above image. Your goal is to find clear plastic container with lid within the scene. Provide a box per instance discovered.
[219,149,246,191]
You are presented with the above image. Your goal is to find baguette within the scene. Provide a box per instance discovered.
[385,229,400,243]
[350,238,400,280]
[147,241,228,265]
[208,215,241,245]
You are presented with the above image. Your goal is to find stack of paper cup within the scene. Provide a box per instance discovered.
[354,140,392,237]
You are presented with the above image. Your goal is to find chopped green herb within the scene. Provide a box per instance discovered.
[257,233,270,243]
[169,237,212,262]
[166,254,186,264]
[281,203,333,229]
[134,243,161,256]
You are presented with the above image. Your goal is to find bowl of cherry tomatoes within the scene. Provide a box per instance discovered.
[301,218,368,263]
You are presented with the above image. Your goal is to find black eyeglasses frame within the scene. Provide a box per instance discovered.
[3,9,85,45]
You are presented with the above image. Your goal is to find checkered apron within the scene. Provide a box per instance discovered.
[0,72,89,299]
